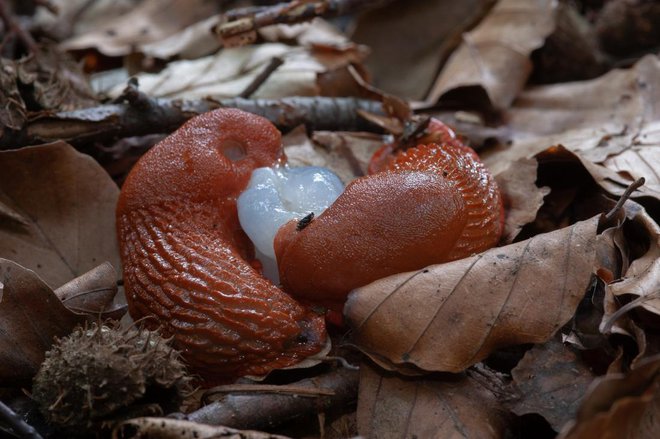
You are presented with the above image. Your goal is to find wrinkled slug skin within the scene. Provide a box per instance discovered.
[116,109,326,384]
[275,171,468,305]
[275,142,503,308]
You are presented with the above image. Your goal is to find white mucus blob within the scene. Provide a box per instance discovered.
[237,165,344,282]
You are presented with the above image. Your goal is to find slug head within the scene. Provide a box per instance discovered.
[118,108,283,213]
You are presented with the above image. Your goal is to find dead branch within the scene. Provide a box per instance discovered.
[604,177,646,222]
[0,399,43,439]
[179,367,358,431]
[216,0,394,46]
[0,96,384,149]
[239,56,284,98]
[203,383,336,404]
[0,0,38,54]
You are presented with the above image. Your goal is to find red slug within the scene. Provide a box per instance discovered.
[116,109,326,383]
[275,118,503,310]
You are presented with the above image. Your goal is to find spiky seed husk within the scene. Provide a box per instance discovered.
[32,323,190,431]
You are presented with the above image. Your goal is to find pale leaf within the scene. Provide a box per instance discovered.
[59,0,219,57]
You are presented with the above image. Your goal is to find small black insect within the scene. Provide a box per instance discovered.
[296,212,315,231]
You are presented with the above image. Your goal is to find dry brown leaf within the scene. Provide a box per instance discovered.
[600,203,660,347]
[345,217,599,374]
[506,54,660,143]
[601,123,660,189]
[113,417,291,439]
[54,262,124,318]
[16,44,98,112]
[306,131,383,183]
[506,338,596,431]
[350,0,494,101]
[280,128,384,184]
[487,55,660,199]
[282,126,328,168]
[607,207,660,315]
[424,0,557,110]
[495,157,550,243]
[357,361,509,438]
[558,354,660,439]
[0,259,84,385]
[59,0,219,57]
[0,141,121,289]
[494,144,658,213]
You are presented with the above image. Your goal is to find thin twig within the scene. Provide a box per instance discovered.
[239,56,284,98]
[0,0,38,53]
[600,290,660,334]
[216,0,394,46]
[203,383,335,404]
[183,368,358,430]
[0,400,44,439]
[604,177,646,221]
[1,96,384,148]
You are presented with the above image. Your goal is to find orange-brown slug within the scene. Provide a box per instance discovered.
[116,109,326,384]
[275,119,503,311]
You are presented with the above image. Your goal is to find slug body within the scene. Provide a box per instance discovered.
[275,119,503,309]
[116,109,326,383]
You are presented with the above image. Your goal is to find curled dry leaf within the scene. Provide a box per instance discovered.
[345,217,599,374]
[425,0,557,110]
[0,259,83,385]
[113,417,291,439]
[54,262,125,318]
[350,0,494,101]
[16,44,98,112]
[494,157,551,243]
[0,141,121,289]
[506,338,596,431]
[487,55,660,196]
[558,354,660,439]
[607,206,660,315]
[600,203,660,353]
[357,361,509,439]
